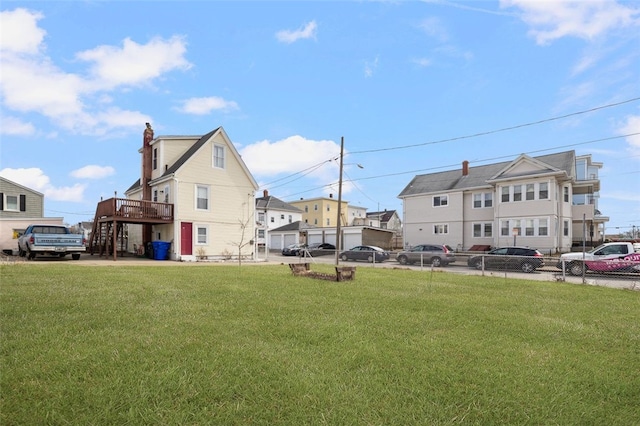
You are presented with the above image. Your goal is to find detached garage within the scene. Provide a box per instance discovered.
[306,226,394,251]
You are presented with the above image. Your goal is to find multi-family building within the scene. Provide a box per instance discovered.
[398,150,607,253]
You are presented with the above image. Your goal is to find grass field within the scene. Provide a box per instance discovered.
[1,263,639,425]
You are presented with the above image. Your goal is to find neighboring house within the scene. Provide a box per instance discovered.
[268,220,317,251]
[255,190,303,249]
[288,195,366,227]
[365,209,402,232]
[0,176,63,254]
[122,126,259,261]
[397,151,608,254]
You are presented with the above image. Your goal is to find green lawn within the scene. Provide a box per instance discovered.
[1,263,639,425]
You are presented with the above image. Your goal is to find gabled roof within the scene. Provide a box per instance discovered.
[256,195,303,213]
[270,220,317,232]
[0,176,44,196]
[398,150,576,197]
[126,127,258,193]
[366,210,397,222]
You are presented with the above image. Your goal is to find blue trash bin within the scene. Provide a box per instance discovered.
[152,241,170,260]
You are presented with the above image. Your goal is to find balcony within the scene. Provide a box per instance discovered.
[94,198,174,224]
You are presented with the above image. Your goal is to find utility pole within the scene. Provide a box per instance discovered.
[335,136,344,266]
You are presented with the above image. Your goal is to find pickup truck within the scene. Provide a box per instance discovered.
[18,224,86,260]
[556,241,640,275]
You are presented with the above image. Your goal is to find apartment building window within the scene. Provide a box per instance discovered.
[526,184,534,200]
[501,187,510,202]
[563,220,569,236]
[525,219,534,236]
[512,220,521,236]
[539,182,548,199]
[288,215,292,223]
[195,185,209,210]
[326,204,330,211]
[433,224,448,234]
[314,218,318,225]
[326,218,330,226]
[270,217,275,223]
[501,220,510,236]
[473,192,493,208]
[539,219,548,236]
[433,195,448,207]
[564,186,570,202]
[473,222,493,237]
[304,205,308,213]
[314,204,318,211]
[196,226,208,244]
[280,214,285,220]
[213,144,225,169]
[153,148,158,170]
[513,185,522,202]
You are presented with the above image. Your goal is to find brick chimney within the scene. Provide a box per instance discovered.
[462,160,469,176]
[263,189,269,198]
[142,123,154,201]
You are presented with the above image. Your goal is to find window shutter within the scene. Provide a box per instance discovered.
[20,194,26,211]
[0,193,3,210]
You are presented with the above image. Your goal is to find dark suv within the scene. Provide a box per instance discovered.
[396,244,456,267]
[467,246,544,273]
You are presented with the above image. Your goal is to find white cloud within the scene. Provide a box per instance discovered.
[412,57,432,68]
[0,167,86,202]
[0,116,35,136]
[501,0,640,45]
[618,114,640,156]
[70,165,115,179]
[76,36,192,90]
[0,8,191,136]
[177,96,239,115]
[364,56,379,78]
[0,8,45,55]
[276,20,317,44]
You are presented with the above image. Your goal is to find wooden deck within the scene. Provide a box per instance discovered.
[94,197,173,224]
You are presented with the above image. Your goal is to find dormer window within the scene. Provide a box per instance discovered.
[213,144,225,169]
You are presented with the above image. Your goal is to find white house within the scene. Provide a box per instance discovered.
[397,151,607,254]
[255,190,303,250]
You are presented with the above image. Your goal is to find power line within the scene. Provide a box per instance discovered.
[351,96,640,155]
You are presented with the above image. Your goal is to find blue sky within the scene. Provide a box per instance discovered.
[1,1,639,235]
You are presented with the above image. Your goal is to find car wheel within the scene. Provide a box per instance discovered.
[474,259,483,270]
[431,257,442,267]
[72,254,81,260]
[521,262,535,273]
[569,262,585,276]
[397,255,408,265]
[27,250,36,260]
[341,254,348,261]
[367,255,374,263]
[18,248,25,257]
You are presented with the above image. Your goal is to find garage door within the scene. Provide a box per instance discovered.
[283,234,296,247]
[343,234,360,250]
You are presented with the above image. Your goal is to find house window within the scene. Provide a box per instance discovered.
[4,194,18,211]
[526,184,534,200]
[270,217,274,223]
[153,189,158,202]
[473,194,482,208]
[153,148,158,170]
[196,185,209,210]
[501,186,510,202]
[258,212,265,223]
[258,229,265,238]
[163,185,170,203]
[280,214,285,220]
[213,144,225,169]
[501,220,510,236]
[513,185,522,202]
[484,193,493,208]
[539,219,548,236]
[539,182,548,199]
[563,220,569,236]
[512,220,521,236]
[525,219,534,236]
[433,224,448,234]
[288,215,292,223]
[564,186,570,202]
[473,222,493,238]
[433,195,448,207]
[196,226,208,244]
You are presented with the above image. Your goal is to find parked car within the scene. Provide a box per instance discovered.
[17,224,86,260]
[282,243,305,256]
[339,245,390,263]
[396,244,456,267]
[467,246,544,273]
[556,241,639,275]
[299,242,336,257]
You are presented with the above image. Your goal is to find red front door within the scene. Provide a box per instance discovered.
[180,222,192,255]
